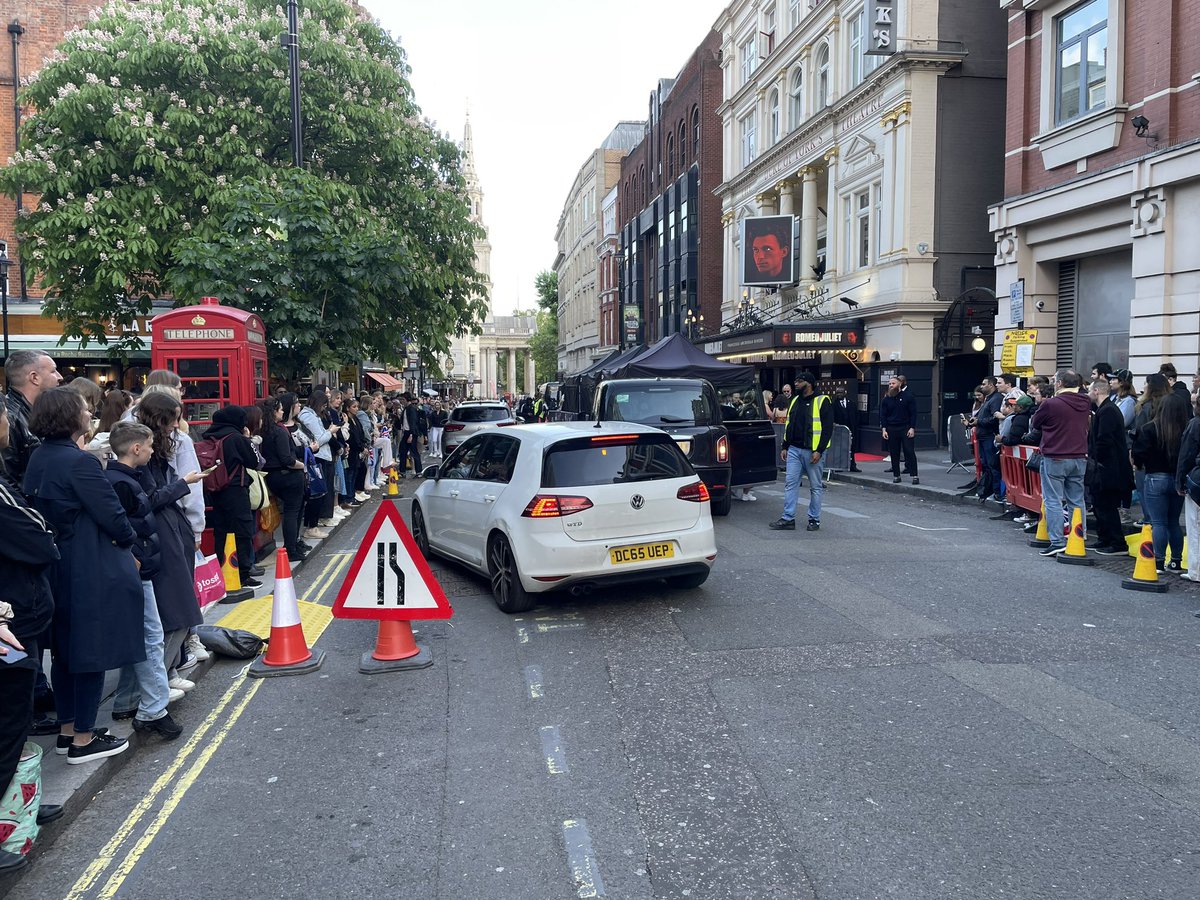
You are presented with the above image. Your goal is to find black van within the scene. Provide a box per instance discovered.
[591,378,777,515]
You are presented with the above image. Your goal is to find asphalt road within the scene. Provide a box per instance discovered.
[9,480,1200,900]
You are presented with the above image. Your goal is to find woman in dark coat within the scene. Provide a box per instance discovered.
[136,394,205,681]
[23,387,140,764]
[200,404,262,588]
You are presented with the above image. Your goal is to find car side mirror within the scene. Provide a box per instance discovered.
[420,464,440,480]
[515,416,526,424]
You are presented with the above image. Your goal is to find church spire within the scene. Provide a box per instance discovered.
[463,111,477,176]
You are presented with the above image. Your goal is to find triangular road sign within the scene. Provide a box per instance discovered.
[331,502,453,621]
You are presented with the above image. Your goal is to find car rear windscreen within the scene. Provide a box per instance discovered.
[453,407,511,423]
[609,385,718,426]
[542,435,694,488]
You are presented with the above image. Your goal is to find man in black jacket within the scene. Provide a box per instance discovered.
[831,388,861,472]
[880,377,918,484]
[1161,362,1195,419]
[1087,378,1133,554]
[971,377,1004,501]
[3,350,62,484]
[0,400,62,869]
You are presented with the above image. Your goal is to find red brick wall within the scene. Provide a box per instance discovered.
[0,0,108,299]
[1004,0,1200,199]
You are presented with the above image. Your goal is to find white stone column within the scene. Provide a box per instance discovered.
[506,348,516,395]
[756,192,778,216]
[722,211,736,321]
[777,179,796,216]
[823,149,839,278]
[800,166,819,282]
[526,353,536,392]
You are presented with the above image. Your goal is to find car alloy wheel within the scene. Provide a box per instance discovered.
[488,534,535,614]
[412,503,430,557]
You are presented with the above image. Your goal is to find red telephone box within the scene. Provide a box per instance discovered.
[151,297,269,427]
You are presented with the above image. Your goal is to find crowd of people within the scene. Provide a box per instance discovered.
[959,361,1200,578]
[0,348,479,871]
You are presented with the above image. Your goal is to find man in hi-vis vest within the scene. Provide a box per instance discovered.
[770,371,833,532]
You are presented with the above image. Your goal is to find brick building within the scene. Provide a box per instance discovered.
[990,0,1200,379]
[617,29,724,349]
[0,0,153,385]
[597,185,620,353]
[554,122,642,375]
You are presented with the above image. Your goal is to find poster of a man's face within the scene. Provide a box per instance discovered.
[741,215,796,286]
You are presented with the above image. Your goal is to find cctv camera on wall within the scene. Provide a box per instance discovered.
[1035,300,1046,312]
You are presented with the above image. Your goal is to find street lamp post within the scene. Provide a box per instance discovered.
[684,308,705,341]
[0,250,10,364]
[280,0,303,168]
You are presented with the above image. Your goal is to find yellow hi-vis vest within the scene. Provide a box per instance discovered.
[787,393,829,451]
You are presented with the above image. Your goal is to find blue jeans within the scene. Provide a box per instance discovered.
[782,446,825,522]
[1141,472,1184,564]
[978,436,1001,497]
[1041,456,1086,549]
[113,582,171,722]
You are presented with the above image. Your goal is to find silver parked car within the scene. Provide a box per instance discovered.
[441,400,517,455]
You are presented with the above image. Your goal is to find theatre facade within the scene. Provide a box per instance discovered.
[712,0,1007,447]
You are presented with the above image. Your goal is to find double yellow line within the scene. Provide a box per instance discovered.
[66,551,353,899]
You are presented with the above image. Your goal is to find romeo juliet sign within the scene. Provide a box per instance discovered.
[865,0,896,56]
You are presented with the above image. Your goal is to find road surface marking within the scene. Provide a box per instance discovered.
[517,626,530,644]
[897,522,970,532]
[524,665,544,699]
[311,552,354,604]
[96,678,265,899]
[65,676,256,899]
[563,818,606,898]
[823,506,869,519]
[536,622,586,633]
[540,725,569,775]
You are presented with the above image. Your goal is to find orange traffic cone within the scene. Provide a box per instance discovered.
[1028,502,1051,549]
[218,533,254,604]
[1057,507,1094,566]
[1122,525,1168,593]
[359,620,433,674]
[248,549,326,677]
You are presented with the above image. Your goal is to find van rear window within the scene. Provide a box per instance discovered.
[609,385,718,426]
[542,435,693,488]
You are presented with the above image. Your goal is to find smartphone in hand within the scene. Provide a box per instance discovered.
[0,640,29,664]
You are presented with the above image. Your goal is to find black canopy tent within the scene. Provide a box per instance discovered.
[610,333,755,391]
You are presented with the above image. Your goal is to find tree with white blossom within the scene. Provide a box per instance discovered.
[1,0,486,375]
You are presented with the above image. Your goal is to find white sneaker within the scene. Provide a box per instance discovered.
[185,633,211,662]
[318,518,336,528]
[744,492,757,502]
[332,508,350,520]
[367,482,381,491]
[304,527,331,540]
[167,687,185,703]
[168,677,196,693]
[354,492,369,502]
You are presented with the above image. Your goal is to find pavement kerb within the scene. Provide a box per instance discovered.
[831,470,983,508]
[0,495,376,899]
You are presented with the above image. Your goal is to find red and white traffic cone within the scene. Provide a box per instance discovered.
[248,549,325,678]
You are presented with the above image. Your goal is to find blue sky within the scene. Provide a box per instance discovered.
[363,0,730,314]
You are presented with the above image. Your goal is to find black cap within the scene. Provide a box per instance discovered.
[795,371,817,387]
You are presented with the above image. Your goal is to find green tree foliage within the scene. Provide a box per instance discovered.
[529,270,558,384]
[1,0,486,375]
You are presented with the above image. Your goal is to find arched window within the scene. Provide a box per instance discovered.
[768,89,781,145]
[817,44,830,109]
[678,122,686,169]
[639,164,646,204]
[692,107,701,157]
[789,68,804,128]
[666,134,674,180]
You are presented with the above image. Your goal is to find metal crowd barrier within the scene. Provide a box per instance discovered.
[822,425,853,482]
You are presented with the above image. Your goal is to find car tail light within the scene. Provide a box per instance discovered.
[716,435,729,463]
[444,423,464,432]
[677,481,710,503]
[522,494,594,518]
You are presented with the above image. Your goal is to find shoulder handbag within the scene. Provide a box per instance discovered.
[303,446,327,499]
[247,468,269,511]
[1025,450,1043,472]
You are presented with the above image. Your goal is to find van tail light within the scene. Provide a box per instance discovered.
[443,423,465,432]
[522,494,594,518]
[716,435,729,463]
[677,481,710,503]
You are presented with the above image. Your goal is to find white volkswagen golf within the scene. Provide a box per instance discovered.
[410,421,718,613]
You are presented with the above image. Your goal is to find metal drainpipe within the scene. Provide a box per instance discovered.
[8,19,26,302]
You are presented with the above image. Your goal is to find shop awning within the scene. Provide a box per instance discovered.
[3,337,150,361]
[365,371,403,389]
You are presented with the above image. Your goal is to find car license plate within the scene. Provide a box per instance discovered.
[609,542,675,565]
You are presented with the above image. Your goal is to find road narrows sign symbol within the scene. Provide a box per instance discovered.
[332,502,452,621]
